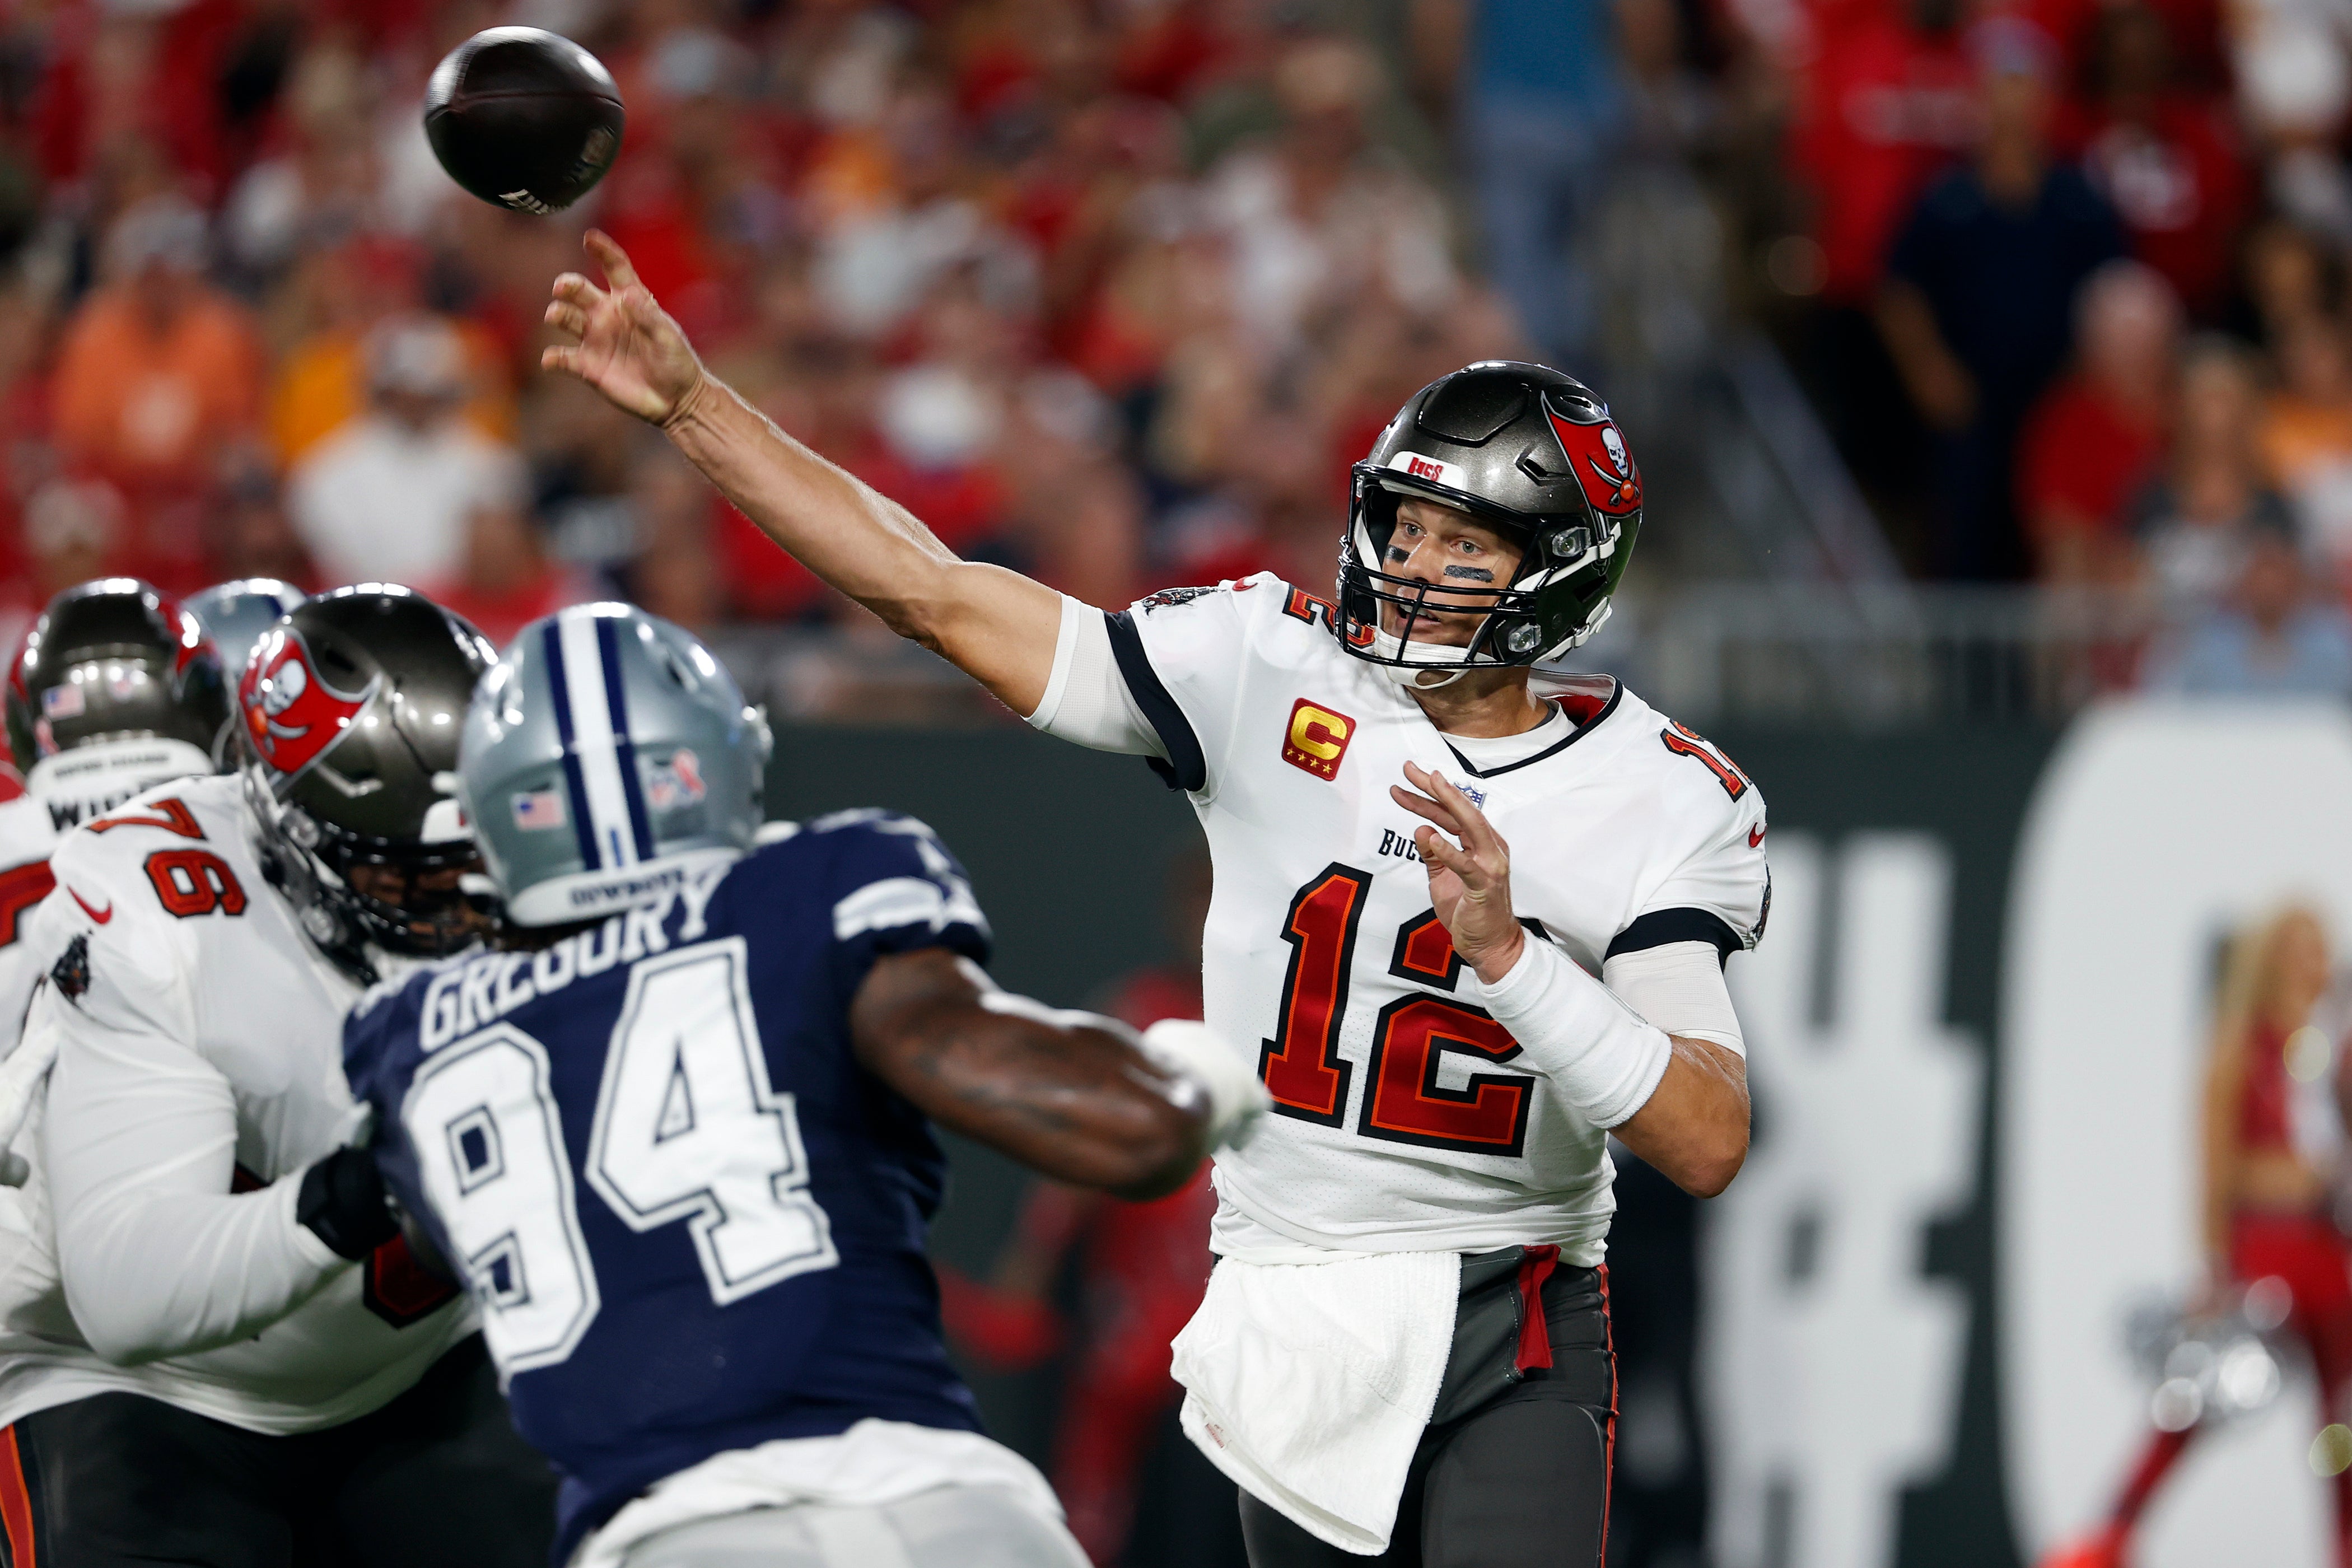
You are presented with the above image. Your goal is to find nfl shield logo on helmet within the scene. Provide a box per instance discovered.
[240,628,379,782]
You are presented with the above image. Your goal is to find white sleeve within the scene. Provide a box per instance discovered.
[38,917,346,1365]
[1025,595,1165,758]
[1616,730,1770,960]
[1603,941,1746,1057]
[1103,577,1266,796]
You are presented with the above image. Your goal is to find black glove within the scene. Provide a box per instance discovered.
[296,1146,399,1261]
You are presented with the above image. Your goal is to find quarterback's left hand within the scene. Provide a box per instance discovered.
[1393,763,1524,984]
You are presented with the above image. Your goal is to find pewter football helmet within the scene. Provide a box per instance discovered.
[461,604,770,927]
[239,586,496,974]
[186,578,306,688]
[1339,363,1641,684]
[6,579,230,829]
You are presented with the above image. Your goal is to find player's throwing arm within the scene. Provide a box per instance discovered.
[542,233,1064,712]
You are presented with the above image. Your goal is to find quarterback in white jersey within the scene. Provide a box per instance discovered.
[6,587,554,1567]
[543,234,1760,1568]
[1109,573,1765,1264]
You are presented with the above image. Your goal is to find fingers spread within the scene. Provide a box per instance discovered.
[550,273,603,307]
[544,301,587,338]
[1421,768,1506,861]
[585,228,642,292]
[541,344,580,375]
[1388,783,1461,834]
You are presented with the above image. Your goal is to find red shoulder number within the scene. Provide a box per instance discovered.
[1659,721,1751,801]
[87,799,206,839]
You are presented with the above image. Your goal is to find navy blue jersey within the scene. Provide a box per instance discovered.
[343,811,992,1561]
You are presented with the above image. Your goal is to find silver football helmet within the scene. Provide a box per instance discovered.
[461,604,771,927]
[185,578,306,689]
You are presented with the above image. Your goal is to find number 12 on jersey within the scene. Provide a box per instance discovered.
[1260,864,1536,1159]
[400,939,838,1373]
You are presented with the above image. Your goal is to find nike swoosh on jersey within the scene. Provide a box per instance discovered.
[67,886,111,923]
[1749,824,1766,848]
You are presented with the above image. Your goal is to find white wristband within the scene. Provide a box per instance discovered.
[1479,937,1673,1128]
[1141,1020,1271,1151]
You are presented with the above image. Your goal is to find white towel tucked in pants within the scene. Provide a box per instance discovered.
[1172,1250,1460,1555]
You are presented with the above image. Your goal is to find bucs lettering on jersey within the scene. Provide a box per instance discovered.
[343,813,993,1564]
[21,774,468,1432]
[1112,573,1768,1264]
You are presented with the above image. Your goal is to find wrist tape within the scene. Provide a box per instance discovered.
[1480,939,1674,1129]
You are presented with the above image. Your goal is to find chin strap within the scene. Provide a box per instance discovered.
[1375,662,1471,692]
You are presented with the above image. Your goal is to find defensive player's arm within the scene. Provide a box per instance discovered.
[850,947,1259,1202]
[1392,763,1749,1198]
[542,232,1061,716]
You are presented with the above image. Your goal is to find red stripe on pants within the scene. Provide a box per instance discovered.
[0,1425,37,1568]
[1514,1244,1561,1371]
[1598,1264,1617,1562]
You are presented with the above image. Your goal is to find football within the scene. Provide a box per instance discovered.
[423,27,624,216]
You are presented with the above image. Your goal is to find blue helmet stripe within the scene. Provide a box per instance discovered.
[596,616,656,862]
[541,619,604,872]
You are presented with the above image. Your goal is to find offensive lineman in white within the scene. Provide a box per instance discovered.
[543,233,1761,1568]
[11,587,555,1565]
[0,581,241,1446]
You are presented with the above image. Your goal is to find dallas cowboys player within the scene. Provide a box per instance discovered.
[342,603,1265,1568]
[542,234,1760,1568]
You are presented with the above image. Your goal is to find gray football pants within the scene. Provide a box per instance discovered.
[617,1486,1090,1568]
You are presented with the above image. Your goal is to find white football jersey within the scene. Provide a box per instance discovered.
[3,774,472,1432]
[0,789,60,1055]
[0,787,66,1406]
[1116,574,1769,1264]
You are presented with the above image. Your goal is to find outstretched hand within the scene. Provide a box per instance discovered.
[1391,762,1525,984]
[541,231,707,427]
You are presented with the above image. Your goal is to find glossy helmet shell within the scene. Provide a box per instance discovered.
[5,579,230,823]
[236,586,496,967]
[1337,362,1642,677]
[461,604,769,927]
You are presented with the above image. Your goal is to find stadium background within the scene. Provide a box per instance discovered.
[7,0,2352,1564]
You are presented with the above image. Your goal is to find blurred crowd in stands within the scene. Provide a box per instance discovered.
[3,0,2352,709]
[0,0,1536,711]
[1763,0,2352,695]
